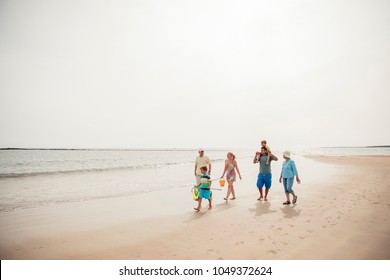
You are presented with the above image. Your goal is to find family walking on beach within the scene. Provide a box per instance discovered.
[193,140,301,212]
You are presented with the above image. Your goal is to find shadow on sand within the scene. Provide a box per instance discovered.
[184,200,237,223]
[280,204,301,218]
[248,201,277,217]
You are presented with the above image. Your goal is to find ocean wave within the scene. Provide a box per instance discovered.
[0,158,227,179]
[0,162,186,179]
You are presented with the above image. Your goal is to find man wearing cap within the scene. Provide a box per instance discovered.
[195,149,211,186]
[253,146,278,201]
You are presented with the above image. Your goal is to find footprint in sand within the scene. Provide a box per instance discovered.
[322,225,327,228]
[268,250,278,255]
[305,219,311,223]
[277,227,283,231]
[306,229,313,233]
[298,236,305,240]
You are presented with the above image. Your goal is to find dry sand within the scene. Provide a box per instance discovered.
[0,156,389,260]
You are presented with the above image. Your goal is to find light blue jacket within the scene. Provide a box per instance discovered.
[281,160,298,178]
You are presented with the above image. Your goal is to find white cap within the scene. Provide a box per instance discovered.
[283,151,291,158]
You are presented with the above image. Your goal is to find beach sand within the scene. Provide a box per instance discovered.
[0,155,389,260]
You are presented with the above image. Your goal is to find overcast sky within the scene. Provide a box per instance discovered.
[0,0,389,150]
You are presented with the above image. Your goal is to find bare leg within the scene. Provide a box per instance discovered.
[224,188,229,201]
[264,188,270,201]
[231,184,236,199]
[266,154,270,164]
[225,183,232,201]
[208,198,212,209]
[283,193,291,205]
[194,198,202,211]
[257,188,264,200]
[292,191,298,204]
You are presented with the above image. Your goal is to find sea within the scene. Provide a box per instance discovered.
[0,147,389,212]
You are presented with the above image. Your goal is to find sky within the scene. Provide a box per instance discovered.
[0,0,389,150]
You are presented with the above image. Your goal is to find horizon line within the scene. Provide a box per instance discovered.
[1,145,390,151]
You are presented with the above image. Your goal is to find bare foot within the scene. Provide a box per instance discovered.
[194,208,200,212]
[257,197,263,201]
[224,198,228,201]
[231,197,236,200]
[208,206,212,210]
[264,198,268,201]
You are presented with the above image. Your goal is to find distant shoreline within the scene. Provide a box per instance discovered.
[319,145,390,149]
[0,148,229,152]
[0,148,198,151]
[1,146,389,151]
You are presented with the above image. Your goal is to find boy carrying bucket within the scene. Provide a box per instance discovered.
[194,167,212,211]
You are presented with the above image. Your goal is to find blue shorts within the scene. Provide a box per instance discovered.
[257,173,272,189]
[283,178,294,193]
[199,189,212,199]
